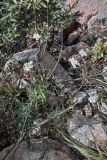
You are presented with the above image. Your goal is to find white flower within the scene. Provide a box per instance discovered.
[79,49,87,57]
[68,57,80,68]
[23,61,33,72]
[33,33,41,40]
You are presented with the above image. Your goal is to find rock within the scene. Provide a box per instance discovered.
[62,42,88,61]
[45,91,66,107]
[0,139,77,160]
[102,66,107,82]
[13,49,39,64]
[86,89,98,104]
[67,115,107,149]
[4,49,39,72]
[66,31,81,46]
[80,31,97,46]
[73,91,87,104]
[61,46,76,61]
[100,102,107,116]
[46,91,59,107]
[3,47,76,94]
[88,2,107,29]
[68,0,107,29]
[39,47,76,94]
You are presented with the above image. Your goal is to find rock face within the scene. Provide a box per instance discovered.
[0,139,77,160]
[68,0,107,29]
[67,115,107,149]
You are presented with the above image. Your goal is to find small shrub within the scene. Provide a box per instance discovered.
[92,40,107,62]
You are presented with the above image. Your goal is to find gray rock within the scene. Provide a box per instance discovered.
[67,115,107,149]
[73,91,87,104]
[80,31,97,46]
[0,139,76,160]
[70,0,107,29]
[88,2,107,29]
[13,48,39,64]
[4,49,39,72]
[102,66,107,82]
[100,102,107,116]
[39,47,76,94]
[67,31,81,46]
[46,91,66,107]
[86,89,98,104]
[46,91,59,107]
[3,47,76,94]
[62,42,88,61]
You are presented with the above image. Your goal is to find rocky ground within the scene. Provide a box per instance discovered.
[0,0,107,160]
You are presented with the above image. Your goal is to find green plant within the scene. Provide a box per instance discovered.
[0,0,77,150]
[98,84,107,103]
[0,77,48,140]
[0,0,73,45]
[92,41,107,62]
[92,43,104,62]
[16,79,48,138]
[0,0,75,72]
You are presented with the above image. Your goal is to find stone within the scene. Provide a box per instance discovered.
[62,42,88,61]
[67,31,81,46]
[0,139,77,160]
[39,47,76,95]
[73,91,87,104]
[68,0,107,29]
[88,2,107,29]
[102,66,107,82]
[80,31,97,46]
[67,115,107,149]
[86,89,98,104]
[3,49,39,72]
[46,91,59,107]
[13,49,39,64]
[3,47,76,94]
[46,91,66,107]
[100,102,107,116]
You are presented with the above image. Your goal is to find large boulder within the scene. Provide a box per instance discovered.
[68,0,107,29]
[0,139,77,160]
[67,115,107,149]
